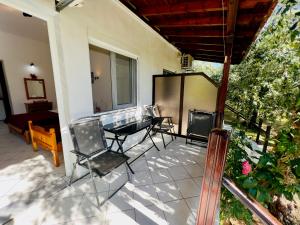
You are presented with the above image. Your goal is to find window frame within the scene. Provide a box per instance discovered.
[111,52,137,110]
[88,38,139,112]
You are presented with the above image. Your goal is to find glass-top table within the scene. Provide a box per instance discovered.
[104,116,163,173]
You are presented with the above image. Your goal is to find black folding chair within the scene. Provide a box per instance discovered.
[186,110,216,147]
[69,117,130,207]
[145,105,176,148]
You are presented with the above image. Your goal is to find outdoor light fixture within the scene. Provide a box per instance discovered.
[22,12,32,17]
[29,62,37,78]
[91,72,100,84]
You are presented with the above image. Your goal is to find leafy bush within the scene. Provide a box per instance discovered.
[221,128,300,224]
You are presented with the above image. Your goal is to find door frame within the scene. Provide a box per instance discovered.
[0,61,12,120]
[0,0,73,175]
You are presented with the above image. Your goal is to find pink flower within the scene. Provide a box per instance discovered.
[242,161,252,175]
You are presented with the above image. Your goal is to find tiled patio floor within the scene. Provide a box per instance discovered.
[0,122,206,225]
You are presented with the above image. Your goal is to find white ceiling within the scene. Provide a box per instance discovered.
[0,3,49,43]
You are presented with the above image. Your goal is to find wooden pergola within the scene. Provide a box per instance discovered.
[117,0,277,224]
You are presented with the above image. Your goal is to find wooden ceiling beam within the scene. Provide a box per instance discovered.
[139,0,272,16]
[193,53,225,58]
[180,48,225,53]
[173,42,224,47]
[193,56,225,63]
[152,16,224,27]
[170,38,223,45]
[141,1,226,16]
[240,0,277,61]
[239,0,272,10]
[164,30,254,38]
[177,45,224,52]
[169,36,251,46]
[184,49,243,56]
[151,14,264,28]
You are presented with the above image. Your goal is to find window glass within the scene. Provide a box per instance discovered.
[116,54,132,105]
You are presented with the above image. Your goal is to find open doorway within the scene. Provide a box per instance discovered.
[0,3,64,177]
[0,61,11,120]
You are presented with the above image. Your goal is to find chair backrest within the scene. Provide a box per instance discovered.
[187,110,216,139]
[145,105,160,118]
[69,117,107,156]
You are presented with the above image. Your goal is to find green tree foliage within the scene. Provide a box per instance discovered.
[221,1,300,224]
[192,60,223,82]
[227,6,300,125]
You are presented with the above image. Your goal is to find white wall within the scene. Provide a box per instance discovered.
[0,0,181,175]
[58,0,181,108]
[89,46,112,112]
[0,30,57,114]
[57,0,181,174]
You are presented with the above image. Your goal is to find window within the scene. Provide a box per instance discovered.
[89,45,137,112]
[116,54,136,106]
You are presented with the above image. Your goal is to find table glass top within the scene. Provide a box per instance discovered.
[104,116,161,135]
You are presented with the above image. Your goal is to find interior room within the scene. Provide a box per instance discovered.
[0,3,64,180]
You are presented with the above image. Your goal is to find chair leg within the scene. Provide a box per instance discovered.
[173,128,177,139]
[87,160,100,207]
[68,163,77,186]
[52,150,60,167]
[161,133,166,149]
[169,118,176,139]
[126,161,135,174]
[170,131,174,141]
[125,164,132,182]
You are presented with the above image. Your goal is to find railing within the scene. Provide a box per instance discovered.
[196,129,282,225]
[225,104,271,152]
[222,176,282,225]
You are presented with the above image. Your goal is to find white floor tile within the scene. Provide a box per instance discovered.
[132,170,153,187]
[0,121,209,225]
[135,204,168,225]
[192,177,203,188]
[133,184,159,207]
[155,182,182,202]
[104,188,134,213]
[82,192,109,209]
[108,172,128,191]
[150,169,173,184]
[185,197,200,217]
[131,158,149,172]
[106,209,136,225]
[168,166,191,180]
[175,179,201,199]
[163,199,195,225]
[175,155,198,165]
[0,179,20,197]
[184,164,204,178]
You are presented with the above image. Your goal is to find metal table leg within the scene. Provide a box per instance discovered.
[147,125,160,152]
[115,134,135,174]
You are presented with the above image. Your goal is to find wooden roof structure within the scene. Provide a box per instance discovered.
[119,0,277,64]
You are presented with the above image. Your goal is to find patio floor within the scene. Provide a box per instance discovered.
[0,122,206,225]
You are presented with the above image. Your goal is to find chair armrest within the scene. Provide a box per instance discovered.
[106,137,116,140]
[160,116,172,119]
[70,150,89,159]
